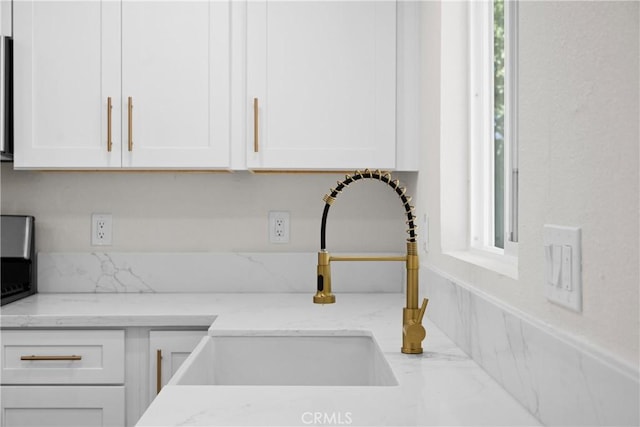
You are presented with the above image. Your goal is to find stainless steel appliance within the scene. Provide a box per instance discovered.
[1,215,37,305]
[0,35,13,161]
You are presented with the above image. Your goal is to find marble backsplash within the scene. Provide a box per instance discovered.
[423,266,639,427]
[37,252,405,294]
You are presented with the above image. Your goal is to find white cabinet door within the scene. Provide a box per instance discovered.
[1,0,12,35]
[246,1,396,170]
[14,1,230,170]
[148,330,204,401]
[121,1,230,169]
[13,1,121,169]
[1,386,125,427]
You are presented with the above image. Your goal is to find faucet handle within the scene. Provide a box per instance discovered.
[417,298,429,324]
[314,251,335,304]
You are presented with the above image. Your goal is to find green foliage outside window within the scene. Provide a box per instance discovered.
[494,0,505,249]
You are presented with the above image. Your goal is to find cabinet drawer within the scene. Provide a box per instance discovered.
[1,330,125,384]
[1,385,125,427]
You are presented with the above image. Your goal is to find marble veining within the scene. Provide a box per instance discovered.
[37,252,404,294]
[90,253,156,293]
[423,267,640,426]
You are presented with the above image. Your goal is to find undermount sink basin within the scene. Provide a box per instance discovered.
[169,331,398,386]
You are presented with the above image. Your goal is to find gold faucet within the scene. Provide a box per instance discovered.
[313,169,429,354]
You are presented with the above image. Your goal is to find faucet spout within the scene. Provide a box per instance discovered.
[313,169,429,354]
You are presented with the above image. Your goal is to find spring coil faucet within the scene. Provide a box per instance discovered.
[314,169,429,354]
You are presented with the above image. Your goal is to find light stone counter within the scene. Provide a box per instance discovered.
[0,293,221,328]
[0,293,540,426]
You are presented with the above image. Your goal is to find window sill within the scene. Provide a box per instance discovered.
[444,249,518,280]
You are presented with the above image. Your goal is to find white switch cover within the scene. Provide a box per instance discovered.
[543,225,582,312]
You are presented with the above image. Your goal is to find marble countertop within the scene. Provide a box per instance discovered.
[0,293,540,426]
[0,293,221,328]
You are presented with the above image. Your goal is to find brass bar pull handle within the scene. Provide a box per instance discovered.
[128,96,133,152]
[156,349,162,394]
[21,355,82,361]
[107,97,113,152]
[253,97,259,152]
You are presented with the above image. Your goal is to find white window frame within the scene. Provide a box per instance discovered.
[469,0,519,259]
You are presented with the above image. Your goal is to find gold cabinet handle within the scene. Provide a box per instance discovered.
[21,355,82,361]
[253,97,259,152]
[128,96,133,151]
[107,97,113,152]
[156,349,162,394]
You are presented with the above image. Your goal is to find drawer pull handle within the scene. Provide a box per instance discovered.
[107,96,113,152]
[128,96,134,152]
[156,349,163,394]
[21,355,82,361]
[253,97,259,153]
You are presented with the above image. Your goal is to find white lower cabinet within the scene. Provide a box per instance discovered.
[148,330,206,401]
[0,330,125,384]
[0,330,126,427]
[1,386,125,427]
[125,328,208,426]
[0,327,207,427]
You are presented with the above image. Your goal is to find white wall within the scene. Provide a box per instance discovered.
[419,1,639,367]
[1,165,416,254]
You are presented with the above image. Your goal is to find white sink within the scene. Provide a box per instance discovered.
[169,331,398,386]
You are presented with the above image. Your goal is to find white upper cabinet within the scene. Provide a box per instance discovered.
[14,1,230,169]
[246,1,397,170]
[13,1,121,168]
[13,0,414,170]
[121,1,230,169]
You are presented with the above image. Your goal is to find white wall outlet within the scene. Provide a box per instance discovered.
[543,225,581,312]
[92,213,113,246]
[269,211,290,244]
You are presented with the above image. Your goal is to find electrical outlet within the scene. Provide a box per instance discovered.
[92,213,113,246]
[269,211,290,244]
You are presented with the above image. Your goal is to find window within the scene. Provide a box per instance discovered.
[470,0,518,256]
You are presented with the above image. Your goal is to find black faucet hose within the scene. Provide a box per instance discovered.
[320,169,417,250]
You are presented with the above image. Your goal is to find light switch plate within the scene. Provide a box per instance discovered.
[543,225,582,312]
